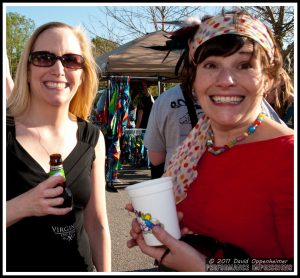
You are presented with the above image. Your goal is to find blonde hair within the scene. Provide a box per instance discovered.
[7,22,99,120]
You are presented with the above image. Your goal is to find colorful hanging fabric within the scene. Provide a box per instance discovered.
[106,76,130,182]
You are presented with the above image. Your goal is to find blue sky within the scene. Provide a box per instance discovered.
[4,3,228,42]
[5,4,115,40]
[5,5,100,27]
[4,3,295,43]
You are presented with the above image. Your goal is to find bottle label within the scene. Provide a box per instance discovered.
[49,159,73,209]
[50,165,66,179]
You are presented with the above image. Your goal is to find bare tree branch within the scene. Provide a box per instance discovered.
[87,6,211,44]
[242,6,294,76]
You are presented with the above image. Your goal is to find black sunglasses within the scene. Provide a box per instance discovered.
[28,51,85,69]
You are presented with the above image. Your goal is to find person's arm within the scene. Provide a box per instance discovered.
[148,150,165,166]
[142,98,167,177]
[84,131,111,271]
[149,150,166,179]
[7,175,70,227]
[6,52,14,99]
[143,98,166,164]
[141,226,206,271]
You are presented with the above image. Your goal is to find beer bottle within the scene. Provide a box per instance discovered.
[49,153,73,208]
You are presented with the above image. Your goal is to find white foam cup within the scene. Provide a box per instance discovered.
[126,176,181,246]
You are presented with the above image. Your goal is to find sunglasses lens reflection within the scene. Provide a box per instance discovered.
[62,54,85,69]
[30,53,54,67]
[29,52,84,69]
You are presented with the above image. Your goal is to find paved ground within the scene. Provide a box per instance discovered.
[105,165,160,272]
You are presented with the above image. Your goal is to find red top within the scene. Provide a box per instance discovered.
[177,135,294,259]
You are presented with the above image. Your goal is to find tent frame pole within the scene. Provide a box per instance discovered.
[102,75,165,81]
[103,75,166,97]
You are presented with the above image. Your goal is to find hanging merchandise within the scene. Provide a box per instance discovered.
[106,76,130,184]
[94,89,109,134]
[122,128,147,167]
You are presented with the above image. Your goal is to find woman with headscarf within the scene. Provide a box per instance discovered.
[127,10,294,271]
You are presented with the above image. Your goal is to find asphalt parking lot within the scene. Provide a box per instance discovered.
[106,165,159,272]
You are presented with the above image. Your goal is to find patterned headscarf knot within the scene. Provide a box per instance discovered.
[188,13,275,62]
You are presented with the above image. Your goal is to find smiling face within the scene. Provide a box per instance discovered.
[28,27,83,107]
[194,41,269,130]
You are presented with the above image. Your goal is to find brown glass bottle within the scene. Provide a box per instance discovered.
[49,153,73,208]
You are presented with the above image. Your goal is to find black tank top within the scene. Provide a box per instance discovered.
[6,117,100,272]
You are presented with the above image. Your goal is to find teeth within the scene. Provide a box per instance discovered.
[211,96,243,104]
[44,82,66,89]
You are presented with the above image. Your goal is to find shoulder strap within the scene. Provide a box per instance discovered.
[6,116,16,136]
[77,118,100,147]
[180,85,198,128]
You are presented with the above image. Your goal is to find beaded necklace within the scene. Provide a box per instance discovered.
[206,113,265,155]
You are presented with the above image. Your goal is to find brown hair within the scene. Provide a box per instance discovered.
[180,11,293,106]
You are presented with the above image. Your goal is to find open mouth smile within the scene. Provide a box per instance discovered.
[210,95,244,104]
[44,81,68,89]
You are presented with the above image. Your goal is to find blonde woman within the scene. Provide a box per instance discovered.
[6,22,111,271]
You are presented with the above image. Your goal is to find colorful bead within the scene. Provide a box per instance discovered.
[254,119,260,125]
[207,113,264,155]
[236,135,245,142]
[248,126,256,133]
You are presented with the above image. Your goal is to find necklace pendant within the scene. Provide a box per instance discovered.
[206,139,214,147]
[208,146,225,155]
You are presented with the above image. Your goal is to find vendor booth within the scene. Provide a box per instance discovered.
[95,31,181,189]
[96,30,182,85]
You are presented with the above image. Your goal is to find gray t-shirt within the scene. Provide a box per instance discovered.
[143,85,203,169]
[144,84,284,170]
[261,98,285,124]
